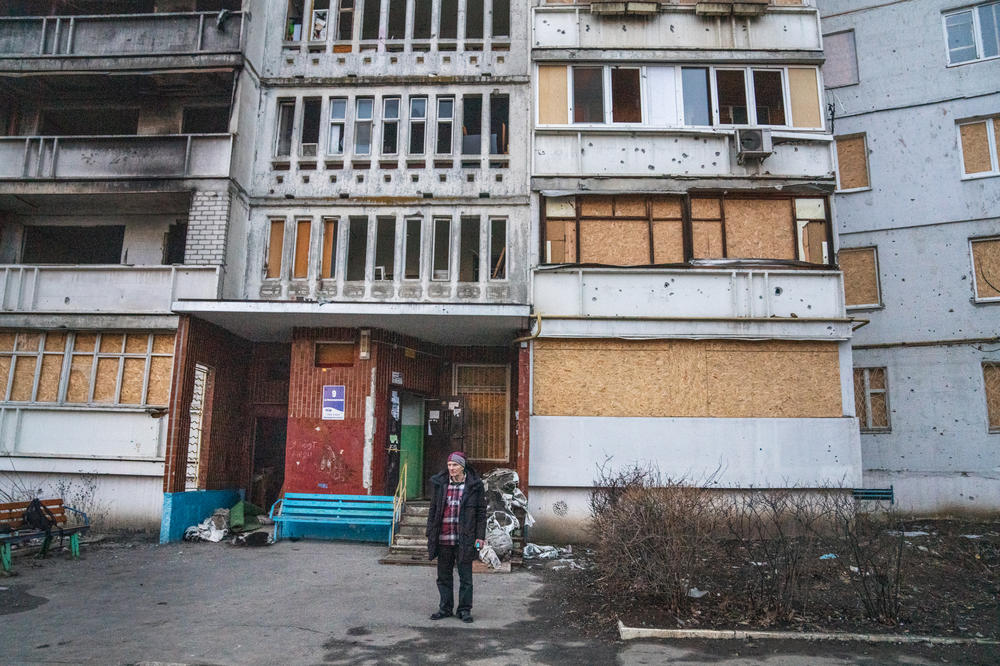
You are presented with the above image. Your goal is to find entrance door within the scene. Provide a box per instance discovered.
[399,393,424,499]
[250,417,286,509]
[422,397,465,497]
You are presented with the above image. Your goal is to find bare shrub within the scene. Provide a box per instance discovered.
[590,462,723,615]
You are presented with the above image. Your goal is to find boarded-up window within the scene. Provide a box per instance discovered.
[651,196,684,263]
[854,367,890,432]
[0,330,173,406]
[959,118,1000,176]
[795,198,829,264]
[321,217,337,279]
[788,67,822,128]
[267,219,285,279]
[691,197,724,259]
[538,65,568,124]
[293,219,311,279]
[724,198,796,260]
[455,364,509,461]
[315,341,355,367]
[971,237,1000,299]
[984,363,1000,432]
[839,247,881,307]
[835,134,870,190]
[823,31,859,88]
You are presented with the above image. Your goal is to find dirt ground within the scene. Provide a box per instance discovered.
[526,519,1000,664]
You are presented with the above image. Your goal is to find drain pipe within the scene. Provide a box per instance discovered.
[512,312,542,345]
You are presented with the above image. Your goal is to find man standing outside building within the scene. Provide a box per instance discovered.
[426,451,486,623]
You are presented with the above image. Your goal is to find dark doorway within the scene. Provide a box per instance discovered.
[182,106,230,134]
[22,225,124,264]
[251,417,286,510]
[163,222,187,264]
[422,397,465,497]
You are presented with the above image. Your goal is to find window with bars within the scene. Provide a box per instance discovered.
[854,367,890,432]
[984,362,1000,432]
[0,330,175,407]
[186,363,214,491]
[454,364,509,461]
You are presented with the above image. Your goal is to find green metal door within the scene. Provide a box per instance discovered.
[399,394,424,499]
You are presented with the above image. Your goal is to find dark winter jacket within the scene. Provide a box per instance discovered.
[425,466,487,564]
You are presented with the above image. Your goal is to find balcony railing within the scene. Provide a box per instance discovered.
[0,265,221,314]
[0,11,242,58]
[0,134,232,180]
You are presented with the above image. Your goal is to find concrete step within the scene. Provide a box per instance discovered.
[394,536,428,548]
[399,515,427,527]
[396,524,424,536]
[403,504,430,517]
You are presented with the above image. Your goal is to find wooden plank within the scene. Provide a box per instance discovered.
[723,198,796,260]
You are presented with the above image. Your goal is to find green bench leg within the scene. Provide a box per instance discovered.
[1,543,10,573]
[39,535,52,557]
[70,533,80,559]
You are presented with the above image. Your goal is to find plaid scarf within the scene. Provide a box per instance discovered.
[438,478,465,545]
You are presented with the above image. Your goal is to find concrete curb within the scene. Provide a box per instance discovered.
[617,620,1000,646]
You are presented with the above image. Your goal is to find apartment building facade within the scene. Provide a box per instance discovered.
[525,0,862,540]
[0,0,245,529]
[821,0,1000,514]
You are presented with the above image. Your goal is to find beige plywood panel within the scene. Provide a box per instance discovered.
[724,199,796,260]
[615,195,647,217]
[836,135,869,189]
[972,238,1000,298]
[960,122,992,175]
[100,334,124,353]
[691,197,721,219]
[147,356,173,405]
[579,220,649,265]
[16,332,40,351]
[651,196,682,219]
[839,247,880,306]
[580,196,614,217]
[0,332,13,352]
[533,339,842,418]
[0,356,9,397]
[10,355,36,401]
[267,220,284,279]
[152,334,175,355]
[36,354,64,402]
[538,65,569,125]
[120,358,146,405]
[789,68,822,128]
[652,220,685,263]
[984,364,1000,429]
[74,333,97,353]
[692,220,724,258]
[66,355,92,403]
[545,219,577,263]
[44,333,67,352]
[93,357,120,403]
[125,334,148,355]
[803,220,828,264]
[293,220,311,279]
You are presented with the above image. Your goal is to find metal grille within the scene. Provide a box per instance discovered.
[454,364,509,461]
[984,363,1000,431]
[186,364,210,491]
[854,367,890,432]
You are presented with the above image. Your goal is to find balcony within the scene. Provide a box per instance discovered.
[0,265,221,314]
[532,4,820,54]
[532,266,851,340]
[0,134,232,181]
[0,11,243,71]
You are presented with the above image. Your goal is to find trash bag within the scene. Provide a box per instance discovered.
[486,512,516,559]
[478,542,502,570]
[183,508,229,542]
[522,543,560,559]
[482,468,536,528]
[229,500,265,533]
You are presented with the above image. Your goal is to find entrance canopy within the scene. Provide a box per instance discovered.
[172,299,531,345]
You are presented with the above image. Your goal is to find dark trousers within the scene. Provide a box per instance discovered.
[436,544,473,614]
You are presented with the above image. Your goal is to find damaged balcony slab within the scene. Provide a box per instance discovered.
[171,300,531,345]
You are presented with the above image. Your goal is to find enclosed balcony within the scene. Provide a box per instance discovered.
[0,9,243,72]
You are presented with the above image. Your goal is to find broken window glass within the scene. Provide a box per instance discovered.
[22,226,124,265]
[375,216,396,281]
[462,95,482,155]
[459,216,481,282]
[310,0,329,40]
[301,97,322,156]
[275,100,295,156]
[752,70,786,126]
[573,67,604,123]
[286,0,305,40]
[489,94,509,155]
[346,216,368,281]
[404,218,422,280]
[611,68,641,123]
[681,68,712,126]
[466,0,484,39]
[490,218,507,280]
[433,218,452,280]
[717,70,748,125]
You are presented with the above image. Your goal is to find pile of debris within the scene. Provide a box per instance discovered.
[183,500,272,547]
[479,468,534,567]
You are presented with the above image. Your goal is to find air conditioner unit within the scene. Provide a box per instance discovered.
[735,128,773,161]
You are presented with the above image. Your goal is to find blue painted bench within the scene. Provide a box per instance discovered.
[269,493,395,544]
[852,486,894,504]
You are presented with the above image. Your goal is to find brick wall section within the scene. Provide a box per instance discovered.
[184,190,231,265]
[164,316,253,493]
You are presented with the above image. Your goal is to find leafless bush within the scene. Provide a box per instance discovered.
[828,496,906,625]
[590,462,723,615]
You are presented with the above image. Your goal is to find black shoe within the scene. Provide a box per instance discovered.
[457,611,473,623]
[430,611,452,620]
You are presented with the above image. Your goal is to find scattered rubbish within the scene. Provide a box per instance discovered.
[687,587,708,598]
[749,561,768,567]
[485,513,516,559]
[961,534,983,539]
[483,468,536,529]
[478,541,502,570]
[849,566,860,573]
[183,508,230,543]
[522,543,575,560]
[232,531,271,547]
[917,545,929,552]
[819,553,838,560]
[888,530,930,537]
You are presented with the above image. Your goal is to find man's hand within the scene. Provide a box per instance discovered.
[475,539,484,550]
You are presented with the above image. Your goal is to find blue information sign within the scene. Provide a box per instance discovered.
[322,385,345,420]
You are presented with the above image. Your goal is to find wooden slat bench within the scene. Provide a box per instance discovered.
[852,486,894,504]
[269,493,395,544]
[0,499,90,573]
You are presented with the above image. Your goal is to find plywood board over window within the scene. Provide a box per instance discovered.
[984,363,1000,432]
[723,199,796,260]
[959,121,994,175]
[532,339,842,418]
[537,65,569,125]
[835,135,870,190]
[788,68,822,128]
[839,247,881,307]
[971,237,1000,299]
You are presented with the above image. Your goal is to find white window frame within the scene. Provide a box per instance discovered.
[435,96,455,155]
[855,366,891,433]
[969,236,1000,302]
[712,66,792,128]
[568,65,645,126]
[402,216,423,281]
[431,217,452,281]
[408,96,427,155]
[957,117,1000,179]
[943,2,1000,66]
[381,96,401,156]
[328,96,348,156]
[354,97,374,156]
[274,99,297,158]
